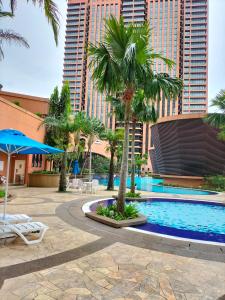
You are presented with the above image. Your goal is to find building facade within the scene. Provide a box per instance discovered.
[63,0,208,169]
[0,91,48,185]
[150,114,225,176]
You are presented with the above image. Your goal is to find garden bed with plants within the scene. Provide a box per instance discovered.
[28,171,60,188]
[85,202,147,228]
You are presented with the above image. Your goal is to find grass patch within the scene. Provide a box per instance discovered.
[126,191,141,198]
[96,203,139,221]
[0,189,5,198]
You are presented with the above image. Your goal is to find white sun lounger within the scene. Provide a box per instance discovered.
[0,221,48,245]
[0,214,32,223]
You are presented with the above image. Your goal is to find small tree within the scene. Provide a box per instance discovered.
[206,89,225,141]
[101,128,124,190]
[42,83,85,192]
[135,154,148,176]
[82,117,105,181]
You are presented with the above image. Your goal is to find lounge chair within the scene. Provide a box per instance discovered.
[0,213,32,223]
[0,221,48,245]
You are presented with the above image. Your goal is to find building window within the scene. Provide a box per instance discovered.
[32,154,42,168]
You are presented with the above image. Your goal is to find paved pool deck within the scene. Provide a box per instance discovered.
[0,186,225,300]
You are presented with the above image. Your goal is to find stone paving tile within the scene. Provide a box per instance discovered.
[1,242,225,300]
[0,186,225,299]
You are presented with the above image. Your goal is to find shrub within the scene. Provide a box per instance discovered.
[96,203,139,221]
[35,112,42,117]
[0,189,5,198]
[126,191,141,198]
[13,101,21,107]
[32,170,59,174]
[204,175,225,191]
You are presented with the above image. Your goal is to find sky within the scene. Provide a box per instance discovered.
[0,0,225,112]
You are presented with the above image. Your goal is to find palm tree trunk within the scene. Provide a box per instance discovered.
[107,148,115,191]
[117,100,131,213]
[59,150,67,192]
[89,145,92,182]
[130,120,136,194]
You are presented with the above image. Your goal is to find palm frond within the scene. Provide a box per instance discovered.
[210,89,225,112]
[217,125,225,141]
[205,113,225,129]
[10,0,16,14]
[28,0,60,45]
[144,73,183,100]
[0,10,13,17]
[0,29,29,59]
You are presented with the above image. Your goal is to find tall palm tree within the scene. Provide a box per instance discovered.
[88,16,182,213]
[206,89,225,141]
[101,128,124,190]
[0,0,59,59]
[82,117,105,182]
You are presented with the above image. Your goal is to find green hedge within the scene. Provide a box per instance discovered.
[204,175,225,192]
[32,170,59,175]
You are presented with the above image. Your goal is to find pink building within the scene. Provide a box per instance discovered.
[0,91,48,184]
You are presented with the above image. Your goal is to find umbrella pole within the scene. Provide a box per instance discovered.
[3,153,11,219]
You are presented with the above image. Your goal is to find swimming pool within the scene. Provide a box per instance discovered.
[88,198,225,244]
[133,198,225,243]
[99,176,216,195]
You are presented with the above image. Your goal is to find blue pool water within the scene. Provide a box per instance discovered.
[90,198,225,243]
[99,176,215,195]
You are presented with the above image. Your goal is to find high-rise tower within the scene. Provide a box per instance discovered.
[63,0,208,117]
[63,0,208,167]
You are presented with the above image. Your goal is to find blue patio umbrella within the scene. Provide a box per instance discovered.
[0,129,64,219]
[72,160,80,178]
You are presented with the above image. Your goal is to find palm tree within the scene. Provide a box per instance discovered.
[41,83,85,192]
[101,128,124,190]
[82,117,105,182]
[43,112,86,192]
[135,153,148,176]
[88,16,182,213]
[0,0,59,59]
[206,89,225,141]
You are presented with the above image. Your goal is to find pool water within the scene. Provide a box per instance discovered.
[135,200,225,235]
[99,176,215,195]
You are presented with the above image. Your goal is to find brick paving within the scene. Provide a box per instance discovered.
[0,186,224,299]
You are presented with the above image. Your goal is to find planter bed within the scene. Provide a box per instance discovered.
[85,211,147,228]
[28,173,60,187]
